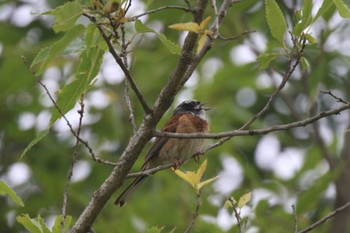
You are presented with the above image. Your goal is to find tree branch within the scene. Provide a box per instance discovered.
[217,30,256,40]
[84,14,152,114]
[292,205,298,233]
[126,163,175,178]
[298,201,350,233]
[153,103,350,140]
[200,37,307,151]
[69,0,231,231]
[22,56,116,166]
[128,5,194,21]
[183,190,202,233]
[61,95,85,233]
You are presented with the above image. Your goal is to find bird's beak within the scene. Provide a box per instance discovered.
[200,102,210,111]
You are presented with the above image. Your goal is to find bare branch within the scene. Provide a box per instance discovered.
[211,0,219,29]
[126,163,175,178]
[84,14,152,114]
[227,197,247,233]
[61,95,85,233]
[184,190,202,233]
[201,37,307,151]
[36,79,117,166]
[128,5,194,21]
[120,24,137,133]
[298,201,350,233]
[217,30,256,40]
[153,103,350,140]
[233,207,245,233]
[69,1,241,232]
[22,56,116,167]
[124,81,137,133]
[321,90,347,104]
[292,205,298,233]
[239,38,307,130]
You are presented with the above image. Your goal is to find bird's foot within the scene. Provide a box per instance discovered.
[172,159,183,169]
[193,152,203,163]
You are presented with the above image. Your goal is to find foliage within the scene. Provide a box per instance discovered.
[174,159,219,193]
[1,0,350,233]
[0,181,24,207]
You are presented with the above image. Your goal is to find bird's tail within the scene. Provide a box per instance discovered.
[114,175,147,206]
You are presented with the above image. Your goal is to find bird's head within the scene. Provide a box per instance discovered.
[173,100,209,118]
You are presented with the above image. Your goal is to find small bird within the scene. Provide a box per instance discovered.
[115,100,209,206]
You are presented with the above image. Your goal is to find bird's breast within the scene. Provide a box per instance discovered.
[158,114,208,163]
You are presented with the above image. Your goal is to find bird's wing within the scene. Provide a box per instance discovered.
[142,114,182,168]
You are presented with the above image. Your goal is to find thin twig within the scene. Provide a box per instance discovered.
[120,24,137,133]
[123,0,132,15]
[183,190,202,233]
[124,81,137,133]
[240,39,307,130]
[320,90,347,104]
[233,206,242,232]
[203,37,308,151]
[128,5,193,21]
[217,30,256,40]
[22,56,116,167]
[37,79,116,166]
[292,205,298,233]
[61,95,85,233]
[228,197,246,233]
[211,0,219,29]
[126,163,175,178]
[106,14,119,38]
[84,14,152,114]
[153,102,350,139]
[298,201,350,233]
[69,1,243,232]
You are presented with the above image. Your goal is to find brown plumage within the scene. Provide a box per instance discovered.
[114,100,209,206]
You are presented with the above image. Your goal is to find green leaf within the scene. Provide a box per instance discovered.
[0,181,24,207]
[174,169,198,189]
[223,198,236,208]
[198,175,219,190]
[333,0,350,18]
[37,216,51,233]
[50,47,104,125]
[135,20,154,33]
[265,0,287,43]
[301,0,313,25]
[16,215,42,233]
[30,47,50,69]
[31,24,85,75]
[313,1,334,24]
[169,22,200,33]
[237,191,251,208]
[135,20,181,55]
[197,34,207,54]
[295,10,302,22]
[86,24,97,50]
[257,53,282,70]
[43,1,83,32]
[293,0,313,35]
[156,33,181,55]
[199,16,212,31]
[304,33,318,44]
[20,129,50,159]
[146,226,164,233]
[300,57,310,71]
[52,215,72,233]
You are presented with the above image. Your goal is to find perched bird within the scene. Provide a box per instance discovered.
[115,100,209,206]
